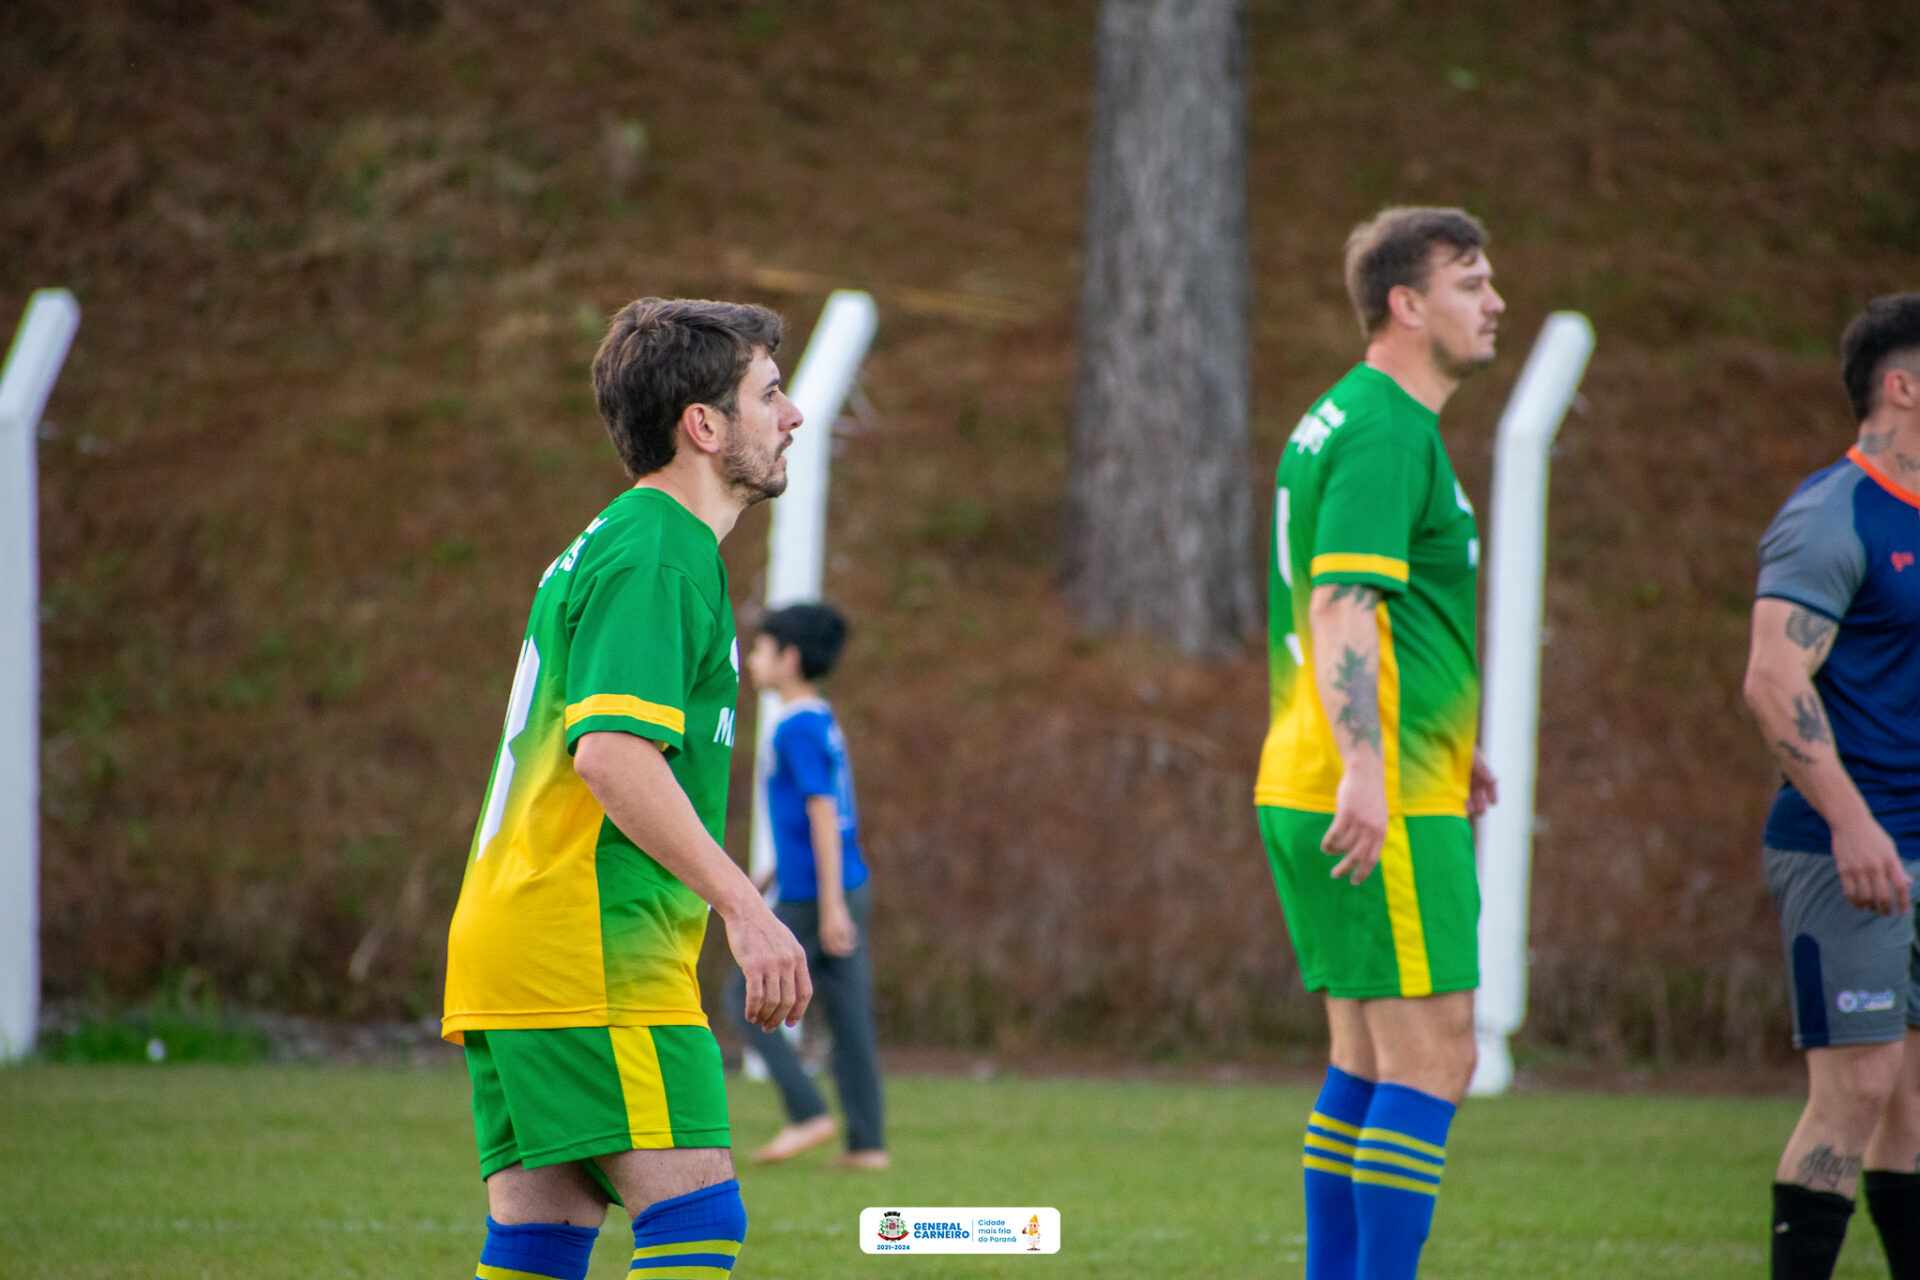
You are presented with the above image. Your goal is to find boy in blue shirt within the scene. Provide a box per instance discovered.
[729,602,888,1169]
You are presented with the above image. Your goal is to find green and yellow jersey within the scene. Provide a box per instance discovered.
[443,487,741,1044]
[1255,363,1481,818]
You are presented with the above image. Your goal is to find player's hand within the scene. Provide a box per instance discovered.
[1323,766,1389,885]
[1832,816,1912,917]
[726,900,812,1031]
[819,899,858,958]
[1468,749,1499,819]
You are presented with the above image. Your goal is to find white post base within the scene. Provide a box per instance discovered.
[1469,1029,1514,1096]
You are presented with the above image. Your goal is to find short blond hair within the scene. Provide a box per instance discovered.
[1343,207,1487,337]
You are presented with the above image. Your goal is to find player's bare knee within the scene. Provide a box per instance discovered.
[1810,1042,1903,1129]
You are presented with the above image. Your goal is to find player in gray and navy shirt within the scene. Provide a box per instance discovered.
[1745,293,1920,1280]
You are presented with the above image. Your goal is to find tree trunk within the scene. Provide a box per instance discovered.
[1063,0,1254,657]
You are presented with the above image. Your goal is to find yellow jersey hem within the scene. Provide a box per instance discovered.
[440,1007,711,1045]
[1253,788,1468,820]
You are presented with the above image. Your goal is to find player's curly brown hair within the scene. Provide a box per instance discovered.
[590,298,784,478]
[1343,207,1488,338]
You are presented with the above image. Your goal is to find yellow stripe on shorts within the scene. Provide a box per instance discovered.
[1374,608,1432,996]
[610,1026,675,1148]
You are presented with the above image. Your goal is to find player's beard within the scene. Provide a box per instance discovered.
[721,418,788,505]
[1431,330,1495,381]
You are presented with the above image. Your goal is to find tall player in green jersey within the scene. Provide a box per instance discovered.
[1257,209,1503,1280]
[443,299,812,1280]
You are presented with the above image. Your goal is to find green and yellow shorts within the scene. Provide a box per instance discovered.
[1259,805,1479,999]
[465,1024,731,1200]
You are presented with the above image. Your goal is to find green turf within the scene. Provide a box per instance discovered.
[0,1064,1892,1278]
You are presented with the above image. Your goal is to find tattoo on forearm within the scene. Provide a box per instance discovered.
[1332,646,1382,754]
[1327,583,1382,609]
[1791,692,1832,747]
[1860,428,1894,456]
[1784,607,1836,659]
[1773,740,1817,769]
[1796,1145,1862,1192]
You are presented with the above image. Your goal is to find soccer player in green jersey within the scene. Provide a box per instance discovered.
[443,298,812,1280]
[1256,208,1503,1280]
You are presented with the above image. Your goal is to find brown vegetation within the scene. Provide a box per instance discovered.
[5,0,1918,1064]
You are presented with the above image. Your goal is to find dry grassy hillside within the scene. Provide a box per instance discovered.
[5,0,1917,1062]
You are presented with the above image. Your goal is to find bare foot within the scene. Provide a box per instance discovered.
[831,1149,891,1171]
[750,1115,837,1163]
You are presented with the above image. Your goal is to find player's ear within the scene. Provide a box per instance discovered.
[1884,365,1920,412]
[678,401,726,457]
[1386,282,1425,331]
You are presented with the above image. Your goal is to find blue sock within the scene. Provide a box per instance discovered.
[1302,1065,1375,1280]
[631,1179,747,1276]
[1353,1083,1455,1280]
[476,1216,598,1280]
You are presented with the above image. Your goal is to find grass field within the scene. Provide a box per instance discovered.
[0,1063,1895,1278]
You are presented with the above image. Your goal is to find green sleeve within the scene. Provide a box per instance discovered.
[562,565,714,755]
[1310,421,1426,597]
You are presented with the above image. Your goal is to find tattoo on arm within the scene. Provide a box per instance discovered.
[1783,607,1837,662]
[1332,646,1382,754]
[1791,692,1832,748]
[1326,583,1382,609]
[1795,1145,1862,1193]
[1772,739,1817,769]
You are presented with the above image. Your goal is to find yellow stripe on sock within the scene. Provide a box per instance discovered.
[478,1265,566,1280]
[1354,1145,1444,1177]
[1305,1132,1357,1159]
[1358,1126,1446,1160]
[1352,1167,1440,1195]
[1303,1154,1353,1177]
[1309,1111,1362,1139]
[633,1239,744,1260]
[611,1026,675,1149]
[629,1268,734,1280]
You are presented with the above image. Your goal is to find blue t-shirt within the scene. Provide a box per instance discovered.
[765,699,867,901]
[1755,448,1920,857]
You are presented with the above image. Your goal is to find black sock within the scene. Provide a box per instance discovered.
[1864,1170,1920,1280]
[1772,1182,1854,1280]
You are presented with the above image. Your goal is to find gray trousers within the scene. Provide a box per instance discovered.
[726,883,886,1152]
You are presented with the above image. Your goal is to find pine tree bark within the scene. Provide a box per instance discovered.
[1063,0,1255,657]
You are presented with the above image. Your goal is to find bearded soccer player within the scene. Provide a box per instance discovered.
[441,298,813,1280]
[1255,207,1502,1280]
[1746,293,1920,1280]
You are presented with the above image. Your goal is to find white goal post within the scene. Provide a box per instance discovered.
[746,289,878,882]
[1470,311,1595,1096]
[1,289,81,1063]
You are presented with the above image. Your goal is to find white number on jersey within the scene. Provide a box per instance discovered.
[476,637,540,860]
